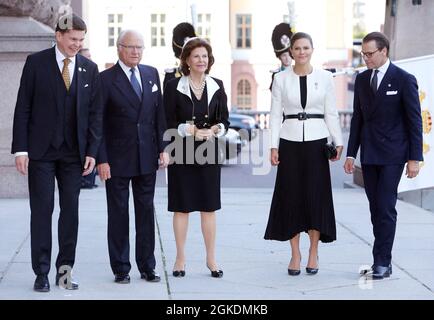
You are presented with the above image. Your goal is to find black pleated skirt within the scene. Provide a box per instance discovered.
[168,164,221,213]
[264,138,336,243]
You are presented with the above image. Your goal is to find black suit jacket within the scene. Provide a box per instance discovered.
[347,63,423,165]
[97,63,167,177]
[11,47,103,162]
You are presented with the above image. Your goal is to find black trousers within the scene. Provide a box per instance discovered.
[28,145,82,276]
[362,164,405,267]
[105,173,157,275]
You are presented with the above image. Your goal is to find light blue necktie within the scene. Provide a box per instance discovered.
[130,68,142,100]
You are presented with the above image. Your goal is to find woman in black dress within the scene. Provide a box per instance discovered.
[164,38,229,278]
[265,32,344,276]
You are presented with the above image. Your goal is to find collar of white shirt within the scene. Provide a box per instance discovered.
[55,45,76,71]
[118,60,142,89]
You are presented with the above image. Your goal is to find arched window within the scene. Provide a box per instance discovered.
[236,79,252,109]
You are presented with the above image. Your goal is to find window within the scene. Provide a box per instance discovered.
[236,79,252,109]
[151,14,166,47]
[108,14,123,47]
[197,13,211,42]
[236,14,252,48]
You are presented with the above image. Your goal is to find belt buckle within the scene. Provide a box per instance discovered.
[298,112,307,120]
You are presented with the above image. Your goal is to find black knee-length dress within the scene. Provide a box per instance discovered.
[164,76,229,213]
[264,76,337,243]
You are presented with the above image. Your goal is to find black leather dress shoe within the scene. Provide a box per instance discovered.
[141,270,161,282]
[34,275,50,292]
[55,273,79,290]
[372,265,391,280]
[114,274,131,284]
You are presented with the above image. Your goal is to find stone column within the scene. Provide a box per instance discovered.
[0,16,54,198]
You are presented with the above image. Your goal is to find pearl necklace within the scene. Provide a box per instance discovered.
[188,75,206,92]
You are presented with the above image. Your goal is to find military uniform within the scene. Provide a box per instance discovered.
[270,23,293,91]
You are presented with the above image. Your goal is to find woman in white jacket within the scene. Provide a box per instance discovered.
[264,32,343,276]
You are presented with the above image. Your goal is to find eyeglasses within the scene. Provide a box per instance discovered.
[360,49,379,58]
[118,44,144,51]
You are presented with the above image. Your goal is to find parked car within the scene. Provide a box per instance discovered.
[218,128,242,162]
[229,113,258,140]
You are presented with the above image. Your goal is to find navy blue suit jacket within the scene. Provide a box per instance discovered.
[347,63,423,165]
[97,63,167,177]
[11,47,103,162]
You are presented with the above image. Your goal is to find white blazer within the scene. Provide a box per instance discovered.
[270,67,343,149]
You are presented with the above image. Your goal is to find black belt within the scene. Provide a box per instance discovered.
[284,112,324,121]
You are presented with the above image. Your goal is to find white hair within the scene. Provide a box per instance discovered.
[116,30,144,46]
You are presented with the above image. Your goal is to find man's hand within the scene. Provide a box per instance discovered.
[82,156,96,176]
[406,160,420,179]
[159,152,170,169]
[97,163,111,181]
[344,158,355,174]
[270,148,279,166]
[15,155,29,175]
[330,146,343,162]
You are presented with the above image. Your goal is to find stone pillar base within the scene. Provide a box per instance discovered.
[0,16,54,198]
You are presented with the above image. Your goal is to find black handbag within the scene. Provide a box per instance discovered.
[324,142,337,159]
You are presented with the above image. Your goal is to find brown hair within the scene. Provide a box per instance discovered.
[56,13,87,33]
[363,32,390,56]
[180,38,215,75]
[290,32,314,49]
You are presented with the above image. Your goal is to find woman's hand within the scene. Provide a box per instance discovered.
[195,128,214,141]
[330,146,343,162]
[270,148,279,166]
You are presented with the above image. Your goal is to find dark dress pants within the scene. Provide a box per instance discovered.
[28,147,82,276]
[106,173,157,275]
[362,164,405,267]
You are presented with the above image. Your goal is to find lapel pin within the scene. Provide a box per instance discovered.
[84,84,89,88]
[149,80,153,85]
[388,84,391,87]
[314,82,318,90]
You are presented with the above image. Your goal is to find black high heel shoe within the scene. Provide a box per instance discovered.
[172,264,186,277]
[306,256,319,275]
[207,265,223,278]
[288,257,301,276]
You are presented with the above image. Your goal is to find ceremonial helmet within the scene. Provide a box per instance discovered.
[271,23,293,58]
[172,22,196,59]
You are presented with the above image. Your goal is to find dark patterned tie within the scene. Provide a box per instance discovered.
[371,69,379,94]
[130,68,142,100]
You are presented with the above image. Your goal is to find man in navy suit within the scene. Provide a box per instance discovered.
[11,14,103,291]
[344,32,423,279]
[97,30,169,284]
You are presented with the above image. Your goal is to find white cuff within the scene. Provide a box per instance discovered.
[214,123,226,137]
[15,152,28,157]
[177,123,193,137]
[346,156,355,160]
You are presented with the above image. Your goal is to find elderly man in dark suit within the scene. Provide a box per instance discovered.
[97,30,169,284]
[11,14,103,292]
[344,32,423,280]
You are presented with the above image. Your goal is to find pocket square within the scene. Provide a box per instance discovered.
[152,83,158,92]
[84,84,89,88]
[386,90,398,95]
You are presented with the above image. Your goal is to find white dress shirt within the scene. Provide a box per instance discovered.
[270,67,343,149]
[118,60,143,91]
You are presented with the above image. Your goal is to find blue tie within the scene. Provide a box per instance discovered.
[130,68,142,100]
